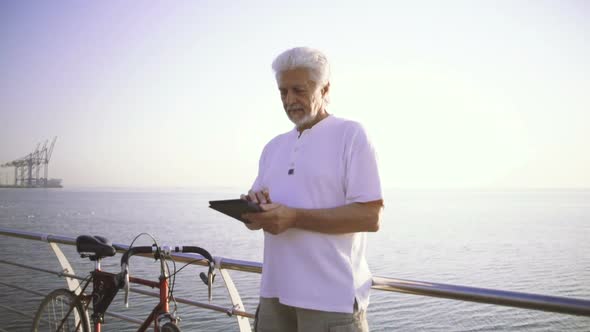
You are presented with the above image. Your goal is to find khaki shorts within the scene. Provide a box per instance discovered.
[254,297,369,332]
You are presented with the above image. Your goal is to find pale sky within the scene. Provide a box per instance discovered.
[1,1,588,189]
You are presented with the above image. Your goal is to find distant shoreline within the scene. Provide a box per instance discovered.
[0,185,63,189]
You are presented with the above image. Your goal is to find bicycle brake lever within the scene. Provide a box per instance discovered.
[122,264,130,308]
[199,263,215,302]
[208,270,213,302]
[199,271,214,302]
[199,272,208,285]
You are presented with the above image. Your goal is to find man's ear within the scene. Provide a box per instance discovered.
[321,82,330,97]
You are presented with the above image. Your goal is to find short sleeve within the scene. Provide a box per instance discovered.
[344,123,383,204]
[251,142,269,192]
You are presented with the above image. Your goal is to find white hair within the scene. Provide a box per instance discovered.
[271,47,331,88]
[272,47,330,106]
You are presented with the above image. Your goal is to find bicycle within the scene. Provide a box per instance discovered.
[32,234,216,332]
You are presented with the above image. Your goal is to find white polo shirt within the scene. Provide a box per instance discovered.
[251,115,383,313]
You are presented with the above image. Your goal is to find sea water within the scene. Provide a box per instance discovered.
[0,188,588,331]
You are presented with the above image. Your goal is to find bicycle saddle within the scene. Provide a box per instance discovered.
[76,235,117,259]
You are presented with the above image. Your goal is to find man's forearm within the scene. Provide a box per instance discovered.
[293,201,383,234]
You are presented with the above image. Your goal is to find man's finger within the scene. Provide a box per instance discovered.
[245,211,272,223]
[247,190,258,203]
[262,187,272,203]
[255,191,267,204]
[260,203,279,211]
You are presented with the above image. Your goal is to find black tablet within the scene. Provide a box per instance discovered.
[209,199,263,224]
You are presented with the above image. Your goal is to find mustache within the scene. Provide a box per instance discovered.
[285,104,304,111]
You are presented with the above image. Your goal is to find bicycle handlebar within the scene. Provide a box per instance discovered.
[120,245,215,266]
[119,245,216,307]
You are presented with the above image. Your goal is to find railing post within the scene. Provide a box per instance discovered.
[217,258,252,332]
[48,242,80,293]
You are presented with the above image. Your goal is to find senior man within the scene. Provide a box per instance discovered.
[242,47,383,332]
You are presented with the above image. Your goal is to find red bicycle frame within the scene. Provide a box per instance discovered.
[66,237,214,332]
[80,255,176,331]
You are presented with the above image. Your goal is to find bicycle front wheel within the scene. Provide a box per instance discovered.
[32,288,90,332]
[160,322,181,332]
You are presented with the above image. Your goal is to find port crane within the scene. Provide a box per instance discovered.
[1,136,59,188]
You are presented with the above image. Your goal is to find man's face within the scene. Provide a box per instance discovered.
[277,68,326,129]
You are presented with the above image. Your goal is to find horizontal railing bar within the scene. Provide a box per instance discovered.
[0,280,145,327]
[0,227,260,273]
[0,303,33,319]
[0,258,87,281]
[0,280,47,297]
[2,227,590,318]
[372,276,590,317]
[104,311,144,325]
[175,296,255,319]
[130,287,255,318]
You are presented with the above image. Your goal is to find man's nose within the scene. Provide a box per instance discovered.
[285,90,296,104]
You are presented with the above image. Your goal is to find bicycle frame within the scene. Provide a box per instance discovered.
[67,257,176,332]
[131,259,175,332]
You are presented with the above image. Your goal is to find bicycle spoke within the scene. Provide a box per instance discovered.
[32,289,89,332]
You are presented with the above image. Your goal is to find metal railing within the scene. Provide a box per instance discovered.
[1,227,589,331]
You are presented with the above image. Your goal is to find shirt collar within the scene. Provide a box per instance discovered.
[291,114,334,137]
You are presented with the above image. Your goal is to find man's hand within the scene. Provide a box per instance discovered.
[241,188,271,204]
[243,218,263,230]
[240,188,271,231]
[244,203,297,235]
